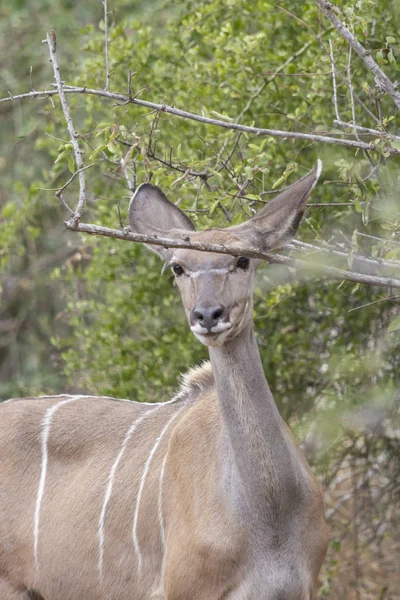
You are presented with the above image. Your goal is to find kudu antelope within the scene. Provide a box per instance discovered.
[0,162,328,600]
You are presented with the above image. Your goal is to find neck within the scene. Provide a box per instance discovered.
[209,323,305,512]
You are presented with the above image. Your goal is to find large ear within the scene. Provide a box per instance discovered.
[229,161,322,251]
[128,183,195,259]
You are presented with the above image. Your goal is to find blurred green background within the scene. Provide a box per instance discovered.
[0,0,399,597]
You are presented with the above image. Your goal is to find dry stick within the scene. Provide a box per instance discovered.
[56,164,94,196]
[333,120,400,142]
[63,221,400,289]
[356,231,400,247]
[315,0,400,111]
[329,40,385,139]
[103,0,111,91]
[291,240,400,271]
[45,33,87,227]
[55,164,95,214]
[347,46,360,141]
[1,86,399,155]
[329,39,341,122]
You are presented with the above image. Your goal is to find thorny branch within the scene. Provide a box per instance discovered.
[45,32,87,227]
[1,85,399,155]
[64,221,400,289]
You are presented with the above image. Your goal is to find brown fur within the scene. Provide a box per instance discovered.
[0,372,327,600]
[0,165,328,599]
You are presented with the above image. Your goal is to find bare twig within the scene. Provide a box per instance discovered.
[45,32,87,227]
[347,295,399,313]
[291,240,400,272]
[347,46,359,141]
[329,39,341,122]
[63,221,400,288]
[145,147,209,180]
[326,459,383,520]
[356,231,400,247]
[315,0,400,110]
[2,85,399,155]
[29,66,36,92]
[217,133,242,175]
[103,0,111,91]
[56,164,95,197]
[333,120,400,142]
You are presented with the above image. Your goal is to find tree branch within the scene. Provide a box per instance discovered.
[45,32,87,226]
[64,221,400,289]
[315,0,400,110]
[2,86,399,155]
[333,120,400,142]
[291,240,400,272]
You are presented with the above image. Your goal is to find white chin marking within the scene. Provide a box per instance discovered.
[190,322,232,336]
[211,322,232,333]
[193,332,229,346]
[191,324,208,335]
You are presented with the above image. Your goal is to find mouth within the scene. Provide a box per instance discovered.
[190,322,232,346]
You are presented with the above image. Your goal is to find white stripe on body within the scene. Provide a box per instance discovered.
[3,391,186,407]
[34,395,84,567]
[157,454,168,552]
[98,404,164,580]
[2,394,81,405]
[132,405,186,575]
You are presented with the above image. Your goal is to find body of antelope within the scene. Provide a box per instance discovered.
[0,163,328,600]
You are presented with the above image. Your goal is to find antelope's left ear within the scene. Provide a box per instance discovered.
[228,161,322,251]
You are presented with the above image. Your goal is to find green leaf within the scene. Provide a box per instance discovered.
[89,144,107,160]
[272,176,285,189]
[68,154,75,174]
[210,110,233,122]
[354,196,363,213]
[388,316,400,334]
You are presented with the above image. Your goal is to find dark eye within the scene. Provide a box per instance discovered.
[236,257,250,270]
[172,264,184,276]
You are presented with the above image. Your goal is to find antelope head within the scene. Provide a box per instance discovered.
[129,161,322,347]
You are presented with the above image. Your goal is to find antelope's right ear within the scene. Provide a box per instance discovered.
[128,183,195,259]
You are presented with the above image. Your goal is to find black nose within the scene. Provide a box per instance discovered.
[191,305,227,332]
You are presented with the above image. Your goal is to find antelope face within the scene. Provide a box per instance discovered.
[165,230,257,347]
[128,162,321,347]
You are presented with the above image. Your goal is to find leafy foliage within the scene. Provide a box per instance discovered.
[1,2,399,595]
